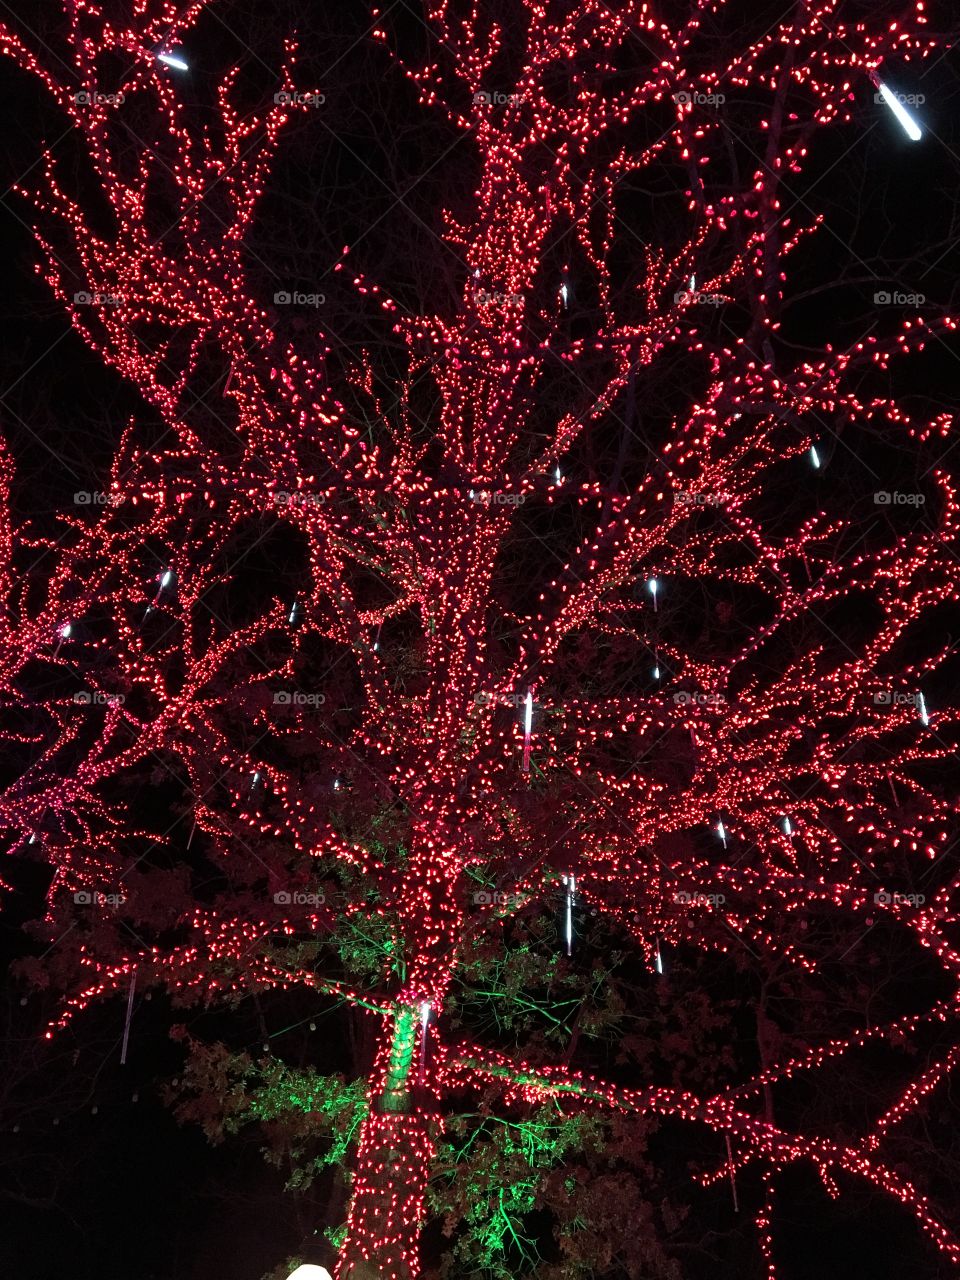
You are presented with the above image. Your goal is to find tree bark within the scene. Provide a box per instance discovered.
[338,1009,436,1280]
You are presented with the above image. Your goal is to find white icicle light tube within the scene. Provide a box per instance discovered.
[876,79,922,141]
[522,690,533,772]
[157,50,189,71]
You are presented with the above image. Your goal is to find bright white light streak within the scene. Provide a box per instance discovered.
[157,51,189,71]
[160,569,174,589]
[560,281,569,308]
[876,80,922,141]
[655,938,663,974]
[522,690,533,773]
[782,815,793,836]
[717,818,727,848]
[563,873,576,956]
[918,692,929,726]
[647,577,660,611]
[809,444,821,469]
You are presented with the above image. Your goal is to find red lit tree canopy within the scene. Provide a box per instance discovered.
[1,0,960,1276]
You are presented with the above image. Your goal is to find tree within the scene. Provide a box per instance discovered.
[1,0,959,1277]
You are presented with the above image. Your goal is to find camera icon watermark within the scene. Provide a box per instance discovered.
[873,290,925,306]
[274,290,326,307]
[873,691,920,707]
[473,90,525,106]
[74,491,124,506]
[673,90,725,106]
[74,90,125,106]
[273,691,326,707]
[273,889,326,905]
[673,890,726,906]
[874,890,925,906]
[873,90,924,107]
[472,889,522,906]
[73,890,126,907]
[673,691,726,706]
[73,691,125,706]
[473,288,524,306]
[274,490,326,508]
[874,491,925,506]
[473,691,541,708]
[675,491,721,507]
[467,489,525,506]
[73,291,123,306]
[674,288,724,306]
[273,90,325,107]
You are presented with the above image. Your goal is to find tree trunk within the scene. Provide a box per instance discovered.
[338,1007,436,1280]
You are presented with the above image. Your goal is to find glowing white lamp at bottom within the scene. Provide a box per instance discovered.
[287,1268,333,1280]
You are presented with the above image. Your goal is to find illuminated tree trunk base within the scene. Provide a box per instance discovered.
[338,1007,435,1280]
[338,1108,435,1280]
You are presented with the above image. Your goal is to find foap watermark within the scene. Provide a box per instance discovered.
[874,890,925,906]
[473,90,525,106]
[874,490,925,506]
[873,90,925,107]
[673,890,726,906]
[274,290,325,307]
[273,90,325,107]
[74,490,124,506]
[873,691,922,707]
[74,291,123,306]
[673,691,726,706]
[274,889,326,906]
[74,90,125,106]
[675,491,721,508]
[274,490,326,508]
[73,691,125,706]
[474,691,542,708]
[673,90,725,106]
[73,890,126,907]
[473,288,523,306]
[472,889,523,906]
[468,489,525,506]
[874,290,925,306]
[273,691,326,707]
[674,288,724,306]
